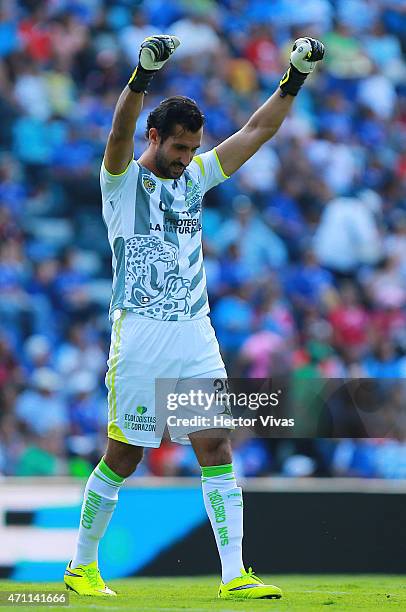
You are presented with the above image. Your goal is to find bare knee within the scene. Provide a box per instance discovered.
[190,433,232,467]
[104,438,144,478]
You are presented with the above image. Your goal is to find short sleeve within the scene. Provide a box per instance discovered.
[100,159,137,202]
[190,148,229,195]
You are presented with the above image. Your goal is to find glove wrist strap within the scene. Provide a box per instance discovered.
[128,65,157,94]
[279,64,308,97]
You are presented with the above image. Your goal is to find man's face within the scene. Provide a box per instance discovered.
[151,125,203,179]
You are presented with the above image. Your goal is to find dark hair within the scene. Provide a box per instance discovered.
[145,96,204,141]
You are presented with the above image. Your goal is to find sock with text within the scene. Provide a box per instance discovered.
[71,457,125,568]
[201,463,244,583]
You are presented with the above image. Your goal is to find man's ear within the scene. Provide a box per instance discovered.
[148,127,160,146]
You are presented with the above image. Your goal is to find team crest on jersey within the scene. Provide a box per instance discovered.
[142,174,156,194]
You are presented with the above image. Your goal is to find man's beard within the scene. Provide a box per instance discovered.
[155,147,185,179]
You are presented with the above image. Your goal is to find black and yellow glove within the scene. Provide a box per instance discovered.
[128,35,181,94]
[279,37,325,97]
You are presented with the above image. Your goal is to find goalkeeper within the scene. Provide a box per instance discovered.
[64,34,325,599]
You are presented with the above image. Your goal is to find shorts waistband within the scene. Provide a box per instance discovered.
[111,308,207,324]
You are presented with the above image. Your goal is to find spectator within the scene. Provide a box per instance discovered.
[284,248,336,312]
[212,285,254,361]
[357,65,397,120]
[15,367,68,435]
[328,282,370,359]
[119,9,161,66]
[366,256,406,309]
[56,322,106,379]
[14,59,51,120]
[313,193,383,274]
[244,24,281,85]
[171,12,221,61]
[217,195,288,274]
[323,22,372,80]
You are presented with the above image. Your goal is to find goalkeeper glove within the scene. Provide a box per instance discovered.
[128,35,181,94]
[279,37,325,97]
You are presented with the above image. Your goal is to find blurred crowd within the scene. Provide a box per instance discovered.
[0,0,405,479]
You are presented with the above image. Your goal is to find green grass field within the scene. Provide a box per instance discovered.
[0,576,405,611]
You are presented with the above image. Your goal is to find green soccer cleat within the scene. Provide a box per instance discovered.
[64,560,116,597]
[218,567,282,600]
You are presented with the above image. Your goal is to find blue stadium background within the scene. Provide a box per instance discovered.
[0,0,406,480]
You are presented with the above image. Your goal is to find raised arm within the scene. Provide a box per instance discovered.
[216,38,325,177]
[104,89,144,175]
[103,35,180,175]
